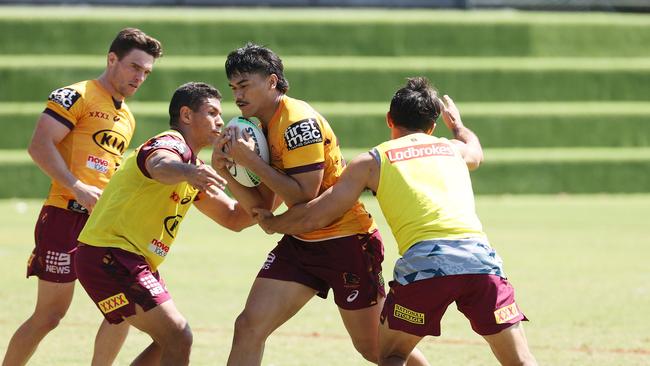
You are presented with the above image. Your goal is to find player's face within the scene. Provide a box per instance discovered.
[108,49,155,99]
[228,72,276,119]
[191,97,224,147]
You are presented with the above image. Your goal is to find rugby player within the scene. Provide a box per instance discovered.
[213,43,428,366]
[75,82,253,366]
[254,77,537,366]
[3,28,162,366]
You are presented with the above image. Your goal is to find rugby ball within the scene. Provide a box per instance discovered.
[225,116,270,187]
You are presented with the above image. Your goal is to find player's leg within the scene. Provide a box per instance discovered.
[227,278,317,366]
[378,321,424,366]
[90,319,130,366]
[482,322,537,366]
[2,280,74,366]
[338,296,430,366]
[125,300,192,366]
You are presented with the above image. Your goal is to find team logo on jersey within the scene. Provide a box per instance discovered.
[494,303,520,324]
[164,215,183,238]
[89,111,110,120]
[98,293,129,314]
[93,129,128,156]
[44,251,71,275]
[48,88,81,110]
[284,119,323,151]
[149,238,170,257]
[393,304,425,325]
[346,290,360,303]
[151,139,187,155]
[385,143,454,163]
[86,155,110,173]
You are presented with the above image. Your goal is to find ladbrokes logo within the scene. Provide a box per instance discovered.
[98,293,129,314]
[385,143,453,163]
[393,304,425,325]
[93,129,127,156]
[164,215,183,238]
[494,303,520,324]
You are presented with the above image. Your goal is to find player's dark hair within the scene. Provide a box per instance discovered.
[389,77,443,131]
[225,42,289,93]
[109,28,163,60]
[169,82,222,128]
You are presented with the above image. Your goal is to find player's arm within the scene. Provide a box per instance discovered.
[228,127,323,207]
[441,95,484,171]
[254,152,378,235]
[193,188,255,232]
[145,150,226,191]
[28,113,103,211]
[212,132,277,214]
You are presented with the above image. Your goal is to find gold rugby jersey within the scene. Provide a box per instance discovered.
[43,80,135,212]
[267,95,375,241]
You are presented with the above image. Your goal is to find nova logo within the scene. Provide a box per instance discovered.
[385,143,453,163]
[148,238,170,257]
[164,215,183,238]
[93,129,127,156]
[98,293,129,314]
[494,303,520,324]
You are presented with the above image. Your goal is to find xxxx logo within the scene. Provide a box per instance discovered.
[98,293,129,314]
[494,303,520,324]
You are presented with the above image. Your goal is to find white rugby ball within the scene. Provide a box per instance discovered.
[226,116,270,187]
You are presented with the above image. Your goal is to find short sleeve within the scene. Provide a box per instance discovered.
[281,118,325,175]
[44,87,84,130]
[136,134,193,178]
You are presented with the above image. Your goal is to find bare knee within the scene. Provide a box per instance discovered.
[31,309,67,332]
[160,322,192,357]
[352,340,379,363]
[232,311,270,344]
[379,354,408,366]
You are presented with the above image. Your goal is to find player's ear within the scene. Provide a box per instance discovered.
[107,52,118,67]
[179,106,192,125]
[268,74,279,90]
[386,112,394,128]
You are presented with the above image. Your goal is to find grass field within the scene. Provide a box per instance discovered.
[1,196,649,365]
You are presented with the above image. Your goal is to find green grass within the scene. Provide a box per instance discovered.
[0,196,649,365]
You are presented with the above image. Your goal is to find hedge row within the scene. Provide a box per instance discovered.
[3,113,649,150]
[1,10,649,57]
[3,158,648,198]
[1,66,649,102]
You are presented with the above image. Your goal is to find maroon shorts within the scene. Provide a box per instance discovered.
[75,244,171,324]
[27,205,89,283]
[381,274,527,337]
[257,231,385,310]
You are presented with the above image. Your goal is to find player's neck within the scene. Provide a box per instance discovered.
[257,93,284,127]
[96,73,125,102]
[391,126,426,140]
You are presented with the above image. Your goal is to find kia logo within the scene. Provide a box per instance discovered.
[92,129,128,156]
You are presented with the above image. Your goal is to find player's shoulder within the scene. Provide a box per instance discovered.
[142,130,193,162]
[47,80,91,111]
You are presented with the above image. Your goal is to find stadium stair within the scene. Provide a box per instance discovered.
[0,7,648,196]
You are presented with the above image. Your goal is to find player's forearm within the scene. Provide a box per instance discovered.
[249,161,313,207]
[266,204,320,235]
[218,167,271,214]
[148,160,193,185]
[28,140,78,189]
[452,125,484,169]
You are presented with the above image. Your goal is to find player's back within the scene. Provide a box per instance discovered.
[373,133,485,255]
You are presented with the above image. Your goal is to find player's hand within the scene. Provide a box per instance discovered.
[228,126,259,168]
[212,132,234,172]
[441,95,464,133]
[252,207,276,234]
[71,180,102,213]
[187,164,227,192]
